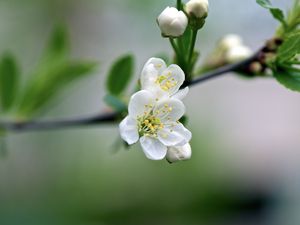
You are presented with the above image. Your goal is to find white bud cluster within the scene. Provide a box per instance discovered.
[218,34,252,63]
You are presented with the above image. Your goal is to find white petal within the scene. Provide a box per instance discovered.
[158,123,192,147]
[140,136,167,160]
[141,58,167,95]
[140,64,159,91]
[128,90,155,118]
[172,87,189,100]
[119,116,139,145]
[142,58,167,78]
[159,64,185,96]
[153,98,185,123]
[166,143,192,163]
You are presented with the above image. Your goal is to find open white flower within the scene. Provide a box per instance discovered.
[141,57,189,100]
[166,143,192,163]
[119,90,191,160]
[157,7,188,37]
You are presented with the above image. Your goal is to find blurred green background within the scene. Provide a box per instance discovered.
[1,0,300,224]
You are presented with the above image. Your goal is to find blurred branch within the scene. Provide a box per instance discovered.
[0,112,118,132]
[0,49,262,132]
[184,48,262,88]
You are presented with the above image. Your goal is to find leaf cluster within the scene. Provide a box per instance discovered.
[0,25,97,119]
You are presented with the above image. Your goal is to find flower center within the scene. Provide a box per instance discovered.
[137,103,174,137]
[138,115,163,137]
[155,72,177,91]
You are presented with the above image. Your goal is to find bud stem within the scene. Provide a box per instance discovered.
[187,29,198,79]
[169,38,180,57]
[177,0,182,10]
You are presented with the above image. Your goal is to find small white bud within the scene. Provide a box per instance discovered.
[225,45,252,63]
[166,143,192,163]
[186,0,209,19]
[218,34,243,51]
[157,7,188,38]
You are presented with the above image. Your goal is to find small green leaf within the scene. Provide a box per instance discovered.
[0,53,19,111]
[104,94,127,113]
[277,31,300,63]
[106,55,134,96]
[274,67,300,92]
[256,0,286,25]
[42,25,69,64]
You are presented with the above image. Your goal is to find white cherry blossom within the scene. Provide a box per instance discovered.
[119,90,191,160]
[140,57,189,100]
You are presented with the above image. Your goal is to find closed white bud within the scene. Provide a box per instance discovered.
[157,7,188,38]
[218,34,243,51]
[226,45,252,63]
[166,143,192,163]
[186,0,209,19]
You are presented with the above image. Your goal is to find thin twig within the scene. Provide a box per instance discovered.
[0,111,118,132]
[183,49,260,88]
[0,49,261,132]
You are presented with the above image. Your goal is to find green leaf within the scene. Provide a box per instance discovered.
[18,61,97,117]
[274,67,300,92]
[104,94,127,113]
[277,31,300,63]
[106,55,134,96]
[42,25,69,64]
[0,53,19,111]
[256,0,286,25]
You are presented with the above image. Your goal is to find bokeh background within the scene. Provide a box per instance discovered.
[0,0,300,224]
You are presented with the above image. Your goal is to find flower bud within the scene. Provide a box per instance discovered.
[166,143,192,163]
[186,0,209,19]
[249,61,263,74]
[225,45,252,63]
[218,34,243,51]
[157,7,188,38]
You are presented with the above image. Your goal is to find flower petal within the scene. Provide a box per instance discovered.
[128,90,155,118]
[140,136,167,160]
[166,143,192,163]
[119,116,139,145]
[172,87,189,100]
[141,58,167,91]
[157,123,192,147]
[159,64,185,96]
[153,98,185,123]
